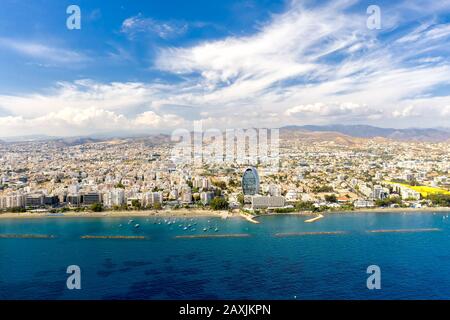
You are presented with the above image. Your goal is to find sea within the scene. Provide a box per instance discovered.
[0,211,450,300]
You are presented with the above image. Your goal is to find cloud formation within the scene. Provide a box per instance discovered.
[1,0,450,137]
[121,14,189,40]
[0,38,88,64]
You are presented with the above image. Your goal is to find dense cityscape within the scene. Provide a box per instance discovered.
[1,129,449,216]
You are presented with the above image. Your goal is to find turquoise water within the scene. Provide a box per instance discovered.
[0,212,450,300]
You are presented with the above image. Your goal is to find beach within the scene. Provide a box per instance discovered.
[0,209,232,220]
[0,207,448,220]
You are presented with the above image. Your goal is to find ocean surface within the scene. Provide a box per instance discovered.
[1,211,450,300]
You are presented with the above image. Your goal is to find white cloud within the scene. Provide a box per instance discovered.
[392,105,419,118]
[0,38,88,64]
[121,14,188,39]
[2,0,450,137]
[0,107,185,137]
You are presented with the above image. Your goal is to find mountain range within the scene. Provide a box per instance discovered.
[1,125,450,144]
[282,125,450,142]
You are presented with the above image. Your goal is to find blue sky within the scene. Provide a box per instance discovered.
[0,0,450,137]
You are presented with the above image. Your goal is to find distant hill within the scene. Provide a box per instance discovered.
[2,125,449,144]
[282,125,450,142]
[0,134,57,143]
[52,137,103,147]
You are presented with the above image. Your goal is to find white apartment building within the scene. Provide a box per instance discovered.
[200,191,214,205]
[103,188,125,207]
[0,193,26,209]
[142,192,163,207]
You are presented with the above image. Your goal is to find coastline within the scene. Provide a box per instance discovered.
[0,207,448,220]
[0,209,231,220]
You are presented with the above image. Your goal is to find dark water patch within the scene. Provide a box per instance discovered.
[102,276,215,300]
[102,258,117,270]
[97,270,115,278]
[144,268,165,276]
[183,252,199,261]
[0,279,65,299]
[123,260,153,268]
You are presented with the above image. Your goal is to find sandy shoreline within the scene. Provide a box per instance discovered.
[0,207,448,220]
[0,209,232,220]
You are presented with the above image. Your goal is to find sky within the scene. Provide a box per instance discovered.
[0,0,450,137]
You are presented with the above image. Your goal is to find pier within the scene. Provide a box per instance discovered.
[240,213,260,224]
[304,214,324,223]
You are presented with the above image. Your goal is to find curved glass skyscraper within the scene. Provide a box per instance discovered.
[242,167,260,195]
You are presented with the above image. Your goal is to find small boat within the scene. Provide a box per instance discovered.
[128,219,134,225]
[214,227,219,232]
[134,224,140,228]
[183,227,188,230]
[203,228,207,232]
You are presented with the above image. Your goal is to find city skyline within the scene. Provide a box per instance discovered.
[1,0,450,137]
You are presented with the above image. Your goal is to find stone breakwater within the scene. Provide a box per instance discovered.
[274,231,348,237]
[0,234,56,239]
[175,234,251,239]
[367,228,441,233]
[80,235,148,240]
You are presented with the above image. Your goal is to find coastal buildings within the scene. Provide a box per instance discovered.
[103,188,125,207]
[0,133,448,214]
[251,195,285,209]
[0,193,25,209]
[354,199,375,208]
[242,167,260,195]
[200,191,215,205]
[142,192,163,207]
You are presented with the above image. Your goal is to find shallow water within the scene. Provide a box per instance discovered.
[0,212,449,300]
